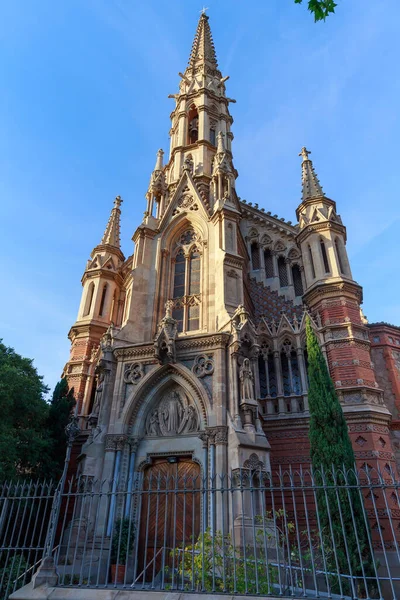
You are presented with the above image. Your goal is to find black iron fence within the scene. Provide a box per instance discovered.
[1,467,399,599]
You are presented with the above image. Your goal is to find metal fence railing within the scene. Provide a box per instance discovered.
[0,466,399,599]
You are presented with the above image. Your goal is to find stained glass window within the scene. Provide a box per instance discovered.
[189,249,201,295]
[278,256,288,287]
[188,304,200,331]
[292,264,303,296]
[173,250,186,298]
[251,243,260,270]
[264,249,274,278]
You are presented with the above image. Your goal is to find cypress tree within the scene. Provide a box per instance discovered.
[305,316,376,596]
[46,378,76,479]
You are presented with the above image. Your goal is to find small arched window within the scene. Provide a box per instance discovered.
[98,283,108,317]
[335,238,345,274]
[264,249,274,278]
[188,105,199,144]
[251,243,260,270]
[320,239,330,273]
[308,245,316,279]
[84,282,95,317]
[292,264,304,296]
[278,256,288,287]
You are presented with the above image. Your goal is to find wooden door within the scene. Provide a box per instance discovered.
[137,457,200,584]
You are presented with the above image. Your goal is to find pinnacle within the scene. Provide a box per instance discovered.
[101,196,123,248]
[299,147,325,201]
[187,12,219,72]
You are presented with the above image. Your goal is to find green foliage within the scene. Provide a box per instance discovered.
[46,377,76,479]
[294,0,337,21]
[0,340,51,480]
[111,518,135,565]
[305,317,377,596]
[173,512,293,594]
[306,317,355,470]
[0,554,30,600]
[0,340,76,481]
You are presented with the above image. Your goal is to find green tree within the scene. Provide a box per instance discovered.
[0,340,51,480]
[46,377,76,479]
[294,0,337,21]
[305,317,377,596]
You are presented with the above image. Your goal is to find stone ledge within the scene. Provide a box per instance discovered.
[10,582,286,600]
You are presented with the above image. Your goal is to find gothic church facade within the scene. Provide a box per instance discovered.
[64,14,400,488]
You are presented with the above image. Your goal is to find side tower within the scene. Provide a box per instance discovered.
[296,148,395,473]
[64,197,125,414]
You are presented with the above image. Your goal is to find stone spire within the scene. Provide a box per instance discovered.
[101,196,123,248]
[299,147,325,201]
[187,12,220,74]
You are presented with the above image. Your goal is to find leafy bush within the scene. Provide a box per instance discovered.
[111,518,135,565]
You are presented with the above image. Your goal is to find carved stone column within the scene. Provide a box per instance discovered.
[124,437,140,518]
[106,435,127,536]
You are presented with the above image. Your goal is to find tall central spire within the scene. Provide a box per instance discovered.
[186,13,220,75]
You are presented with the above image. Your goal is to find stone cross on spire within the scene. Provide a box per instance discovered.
[101,196,123,248]
[299,147,325,201]
[299,146,311,162]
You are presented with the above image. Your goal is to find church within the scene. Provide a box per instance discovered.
[63,12,400,490]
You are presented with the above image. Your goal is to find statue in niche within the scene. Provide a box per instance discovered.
[162,392,184,434]
[185,405,197,432]
[240,358,255,401]
[92,369,105,417]
[146,410,160,436]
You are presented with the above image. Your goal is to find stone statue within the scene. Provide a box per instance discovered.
[185,405,197,432]
[92,370,105,416]
[163,392,183,433]
[146,410,159,436]
[240,358,255,401]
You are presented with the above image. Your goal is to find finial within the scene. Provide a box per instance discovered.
[216,131,225,154]
[154,149,164,172]
[199,6,209,16]
[299,147,311,162]
[114,195,123,208]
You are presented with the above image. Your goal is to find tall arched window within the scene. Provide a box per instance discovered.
[308,245,316,279]
[292,264,304,296]
[258,346,277,399]
[335,238,345,274]
[278,256,288,287]
[98,283,108,316]
[209,127,216,146]
[171,230,202,333]
[173,250,186,298]
[251,243,260,270]
[83,282,95,316]
[280,342,301,396]
[188,105,199,144]
[264,248,274,278]
[320,239,330,273]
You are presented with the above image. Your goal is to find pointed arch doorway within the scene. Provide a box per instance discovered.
[137,456,201,584]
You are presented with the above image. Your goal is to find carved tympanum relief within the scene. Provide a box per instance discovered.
[145,388,200,437]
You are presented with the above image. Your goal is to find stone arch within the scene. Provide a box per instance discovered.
[121,363,210,437]
[161,213,208,253]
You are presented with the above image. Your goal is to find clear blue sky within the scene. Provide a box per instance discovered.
[1,0,399,395]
